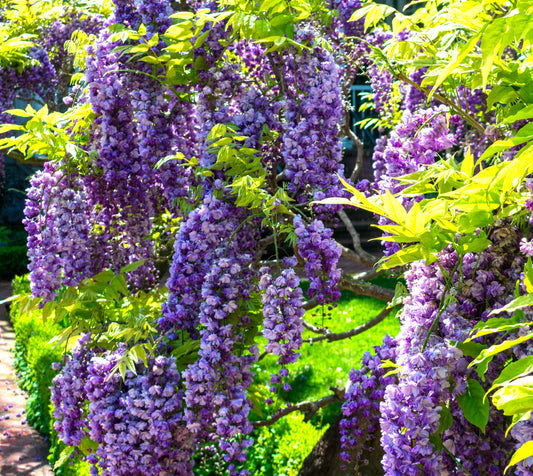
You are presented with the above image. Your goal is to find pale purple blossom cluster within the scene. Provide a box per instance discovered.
[294,216,342,305]
[51,333,94,447]
[22,163,94,300]
[281,28,344,203]
[85,25,157,288]
[379,227,525,475]
[85,350,193,476]
[180,198,259,474]
[161,196,251,337]
[259,257,305,397]
[373,106,457,255]
[23,163,62,301]
[340,334,397,473]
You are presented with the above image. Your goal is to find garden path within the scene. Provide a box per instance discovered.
[0,281,53,475]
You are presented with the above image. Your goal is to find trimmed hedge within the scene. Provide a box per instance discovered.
[0,245,28,279]
[10,275,89,475]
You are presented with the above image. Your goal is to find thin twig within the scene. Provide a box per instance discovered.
[302,319,327,334]
[345,109,365,182]
[396,72,489,138]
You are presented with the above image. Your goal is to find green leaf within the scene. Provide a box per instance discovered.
[454,234,491,256]
[54,446,75,470]
[378,244,425,270]
[404,201,426,235]
[120,259,146,274]
[437,405,453,433]
[194,30,210,49]
[480,18,505,88]
[471,334,533,373]
[429,27,486,99]
[491,356,533,390]
[388,281,408,308]
[490,294,533,315]
[505,441,533,473]
[504,104,533,124]
[492,376,533,416]
[524,258,533,293]
[383,189,407,224]
[348,4,396,31]
[79,436,98,456]
[456,341,486,359]
[456,379,489,432]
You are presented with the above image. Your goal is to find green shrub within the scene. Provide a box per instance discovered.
[245,414,323,476]
[10,274,90,475]
[0,245,27,279]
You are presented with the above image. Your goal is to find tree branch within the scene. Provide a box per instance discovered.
[340,243,377,268]
[344,109,365,182]
[339,272,394,301]
[341,70,365,182]
[338,210,377,266]
[302,297,319,310]
[252,386,345,428]
[304,306,394,344]
[302,318,326,334]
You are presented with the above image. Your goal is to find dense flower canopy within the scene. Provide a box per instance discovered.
[1,0,533,474]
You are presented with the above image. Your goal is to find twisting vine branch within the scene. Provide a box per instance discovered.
[395,72,490,138]
[252,386,346,428]
[339,272,394,301]
[303,306,394,344]
[338,210,378,266]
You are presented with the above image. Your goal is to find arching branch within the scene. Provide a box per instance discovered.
[303,306,394,344]
[339,273,395,301]
[338,210,378,266]
[252,386,345,428]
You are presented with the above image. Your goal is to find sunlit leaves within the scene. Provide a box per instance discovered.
[0,103,95,167]
[457,379,490,432]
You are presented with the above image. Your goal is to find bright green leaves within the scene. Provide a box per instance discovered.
[110,10,227,88]
[429,25,486,100]
[322,141,533,271]
[220,0,324,51]
[348,3,397,32]
[456,379,490,432]
[492,377,533,417]
[205,123,292,219]
[506,441,533,473]
[0,103,94,166]
[491,357,533,393]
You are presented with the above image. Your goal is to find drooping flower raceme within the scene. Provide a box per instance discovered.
[294,216,342,305]
[259,257,305,396]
